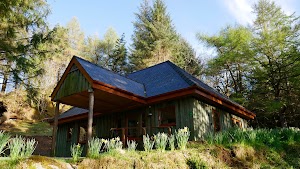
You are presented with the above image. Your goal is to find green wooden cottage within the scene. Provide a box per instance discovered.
[50,56,255,157]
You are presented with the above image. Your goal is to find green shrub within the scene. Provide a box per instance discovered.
[70,143,83,163]
[143,134,154,152]
[127,140,137,152]
[175,127,190,150]
[0,131,10,156]
[87,138,102,158]
[187,157,208,169]
[168,134,175,151]
[9,136,37,161]
[154,132,168,152]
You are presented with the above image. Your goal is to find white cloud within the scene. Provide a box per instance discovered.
[222,0,253,25]
[221,0,297,25]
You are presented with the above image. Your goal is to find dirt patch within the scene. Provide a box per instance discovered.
[210,146,233,165]
[24,136,52,156]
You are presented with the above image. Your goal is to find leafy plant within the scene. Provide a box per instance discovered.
[204,128,300,151]
[127,140,138,152]
[175,127,190,150]
[70,143,83,163]
[9,136,37,161]
[103,137,123,152]
[87,138,102,158]
[187,157,208,169]
[168,134,175,151]
[143,134,154,152]
[154,132,168,152]
[0,131,10,156]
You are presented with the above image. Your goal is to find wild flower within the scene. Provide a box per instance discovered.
[0,131,10,156]
[154,132,168,152]
[87,138,102,158]
[71,143,83,163]
[143,134,154,152]
[103,137,123,152]
[9,136,37,161]
[175,127,190,150]
[127,140,138,152]
[168,134,175,151]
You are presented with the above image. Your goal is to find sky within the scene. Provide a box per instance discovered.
[48,0,300,59]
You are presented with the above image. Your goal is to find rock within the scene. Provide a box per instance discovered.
[34,162,44,169]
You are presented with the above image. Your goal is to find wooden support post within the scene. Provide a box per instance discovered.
[121,128,125,146]
[87,89,94,150]
[51,101,60,157]
[138,113,143,136]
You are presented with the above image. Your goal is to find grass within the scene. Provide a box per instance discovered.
[1,127,299,168]
[0,119,52,136]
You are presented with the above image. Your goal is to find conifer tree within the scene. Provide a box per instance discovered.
[0,0,52,92]
[130,0,202,75]
[108,34,128,74]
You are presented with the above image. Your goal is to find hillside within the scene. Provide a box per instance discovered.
[0,128,299,169]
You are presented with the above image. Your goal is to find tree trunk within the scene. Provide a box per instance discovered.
[279,105,288,127]
[1,74,8,92]
[51,102,60,156]
[87,89,94,151]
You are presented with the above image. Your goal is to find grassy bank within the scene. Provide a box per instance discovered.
[0,128,299,169]
[0,120,52,136]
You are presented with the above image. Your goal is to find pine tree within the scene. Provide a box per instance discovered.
[108,34,128,74]
[0,0,51,92]
[130,0,153,70]
[130,0,202,76]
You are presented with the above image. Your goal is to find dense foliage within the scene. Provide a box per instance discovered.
[199,0,300,128]
[130,0,203,75]
[0,0,300,129]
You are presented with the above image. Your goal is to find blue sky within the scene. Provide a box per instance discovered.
[48,0,300,59]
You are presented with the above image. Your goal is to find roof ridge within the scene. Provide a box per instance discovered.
[74,56,147,96]
[166,61,231,99]
[166,61,196,86]
[127,60,171,76]
[74,55,146,85]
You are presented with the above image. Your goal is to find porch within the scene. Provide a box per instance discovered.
[54,106,177,157]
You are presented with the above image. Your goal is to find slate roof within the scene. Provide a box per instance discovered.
[127,61,234,104]
[58,57,247,119]
[76,57,145,97]
[59,107,87,119]
[127,62,191,97]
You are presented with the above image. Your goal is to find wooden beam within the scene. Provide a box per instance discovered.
[92,83,146,104]
[87,89,94,151]
[77,92,122,107]
[51,101,60,157]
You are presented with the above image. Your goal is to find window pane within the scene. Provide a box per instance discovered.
[159,106,176,126]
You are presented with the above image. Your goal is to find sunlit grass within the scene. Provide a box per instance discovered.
[0,120,52,136]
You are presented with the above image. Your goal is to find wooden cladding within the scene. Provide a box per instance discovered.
[54,69,91,101]
[232,118,242,128]
[212,109,221,133]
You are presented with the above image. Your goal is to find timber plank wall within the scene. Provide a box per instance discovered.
[55,96,248,157]
[54,69,91,101]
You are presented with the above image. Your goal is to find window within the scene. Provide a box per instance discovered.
[78,123,96,144]
[158,106,176,127]
[78,126,87,144]
[212,110,221,132]
[232,118,242,128]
